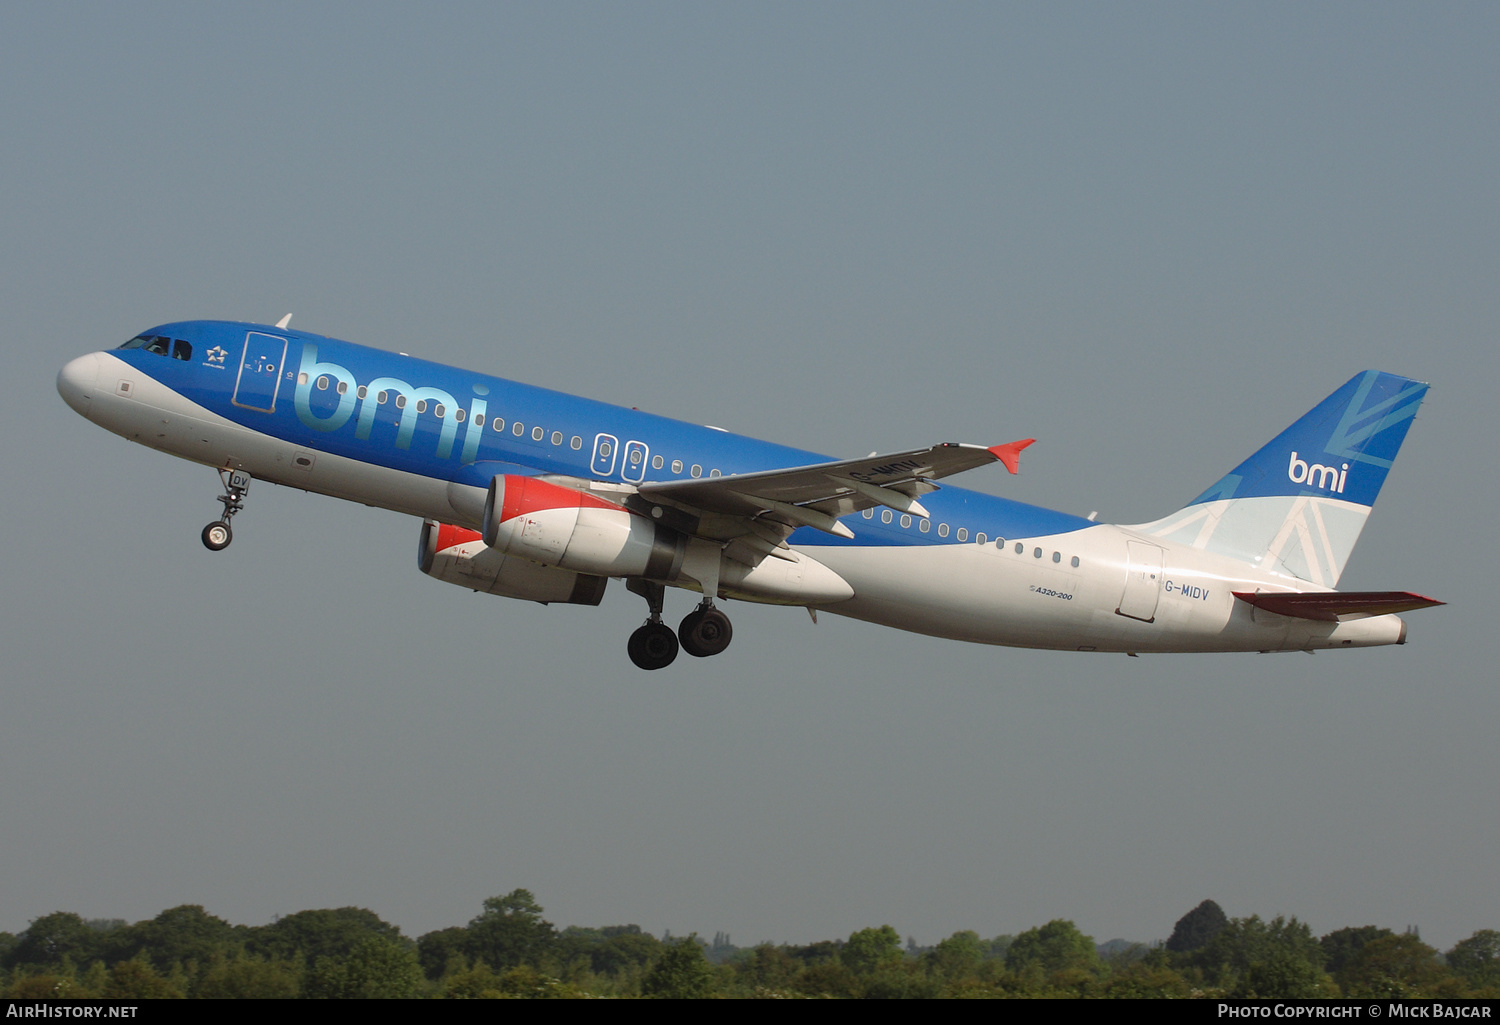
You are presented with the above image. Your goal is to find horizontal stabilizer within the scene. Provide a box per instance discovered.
[1232,590,1445,622]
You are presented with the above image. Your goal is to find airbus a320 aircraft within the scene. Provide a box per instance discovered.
[57,318,1442,669]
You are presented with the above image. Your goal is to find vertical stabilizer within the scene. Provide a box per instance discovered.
[1131,371,1428,586]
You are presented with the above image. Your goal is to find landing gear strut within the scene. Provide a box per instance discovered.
[679,599,733,658]
[626,579,679,671]
[202,468,251,552]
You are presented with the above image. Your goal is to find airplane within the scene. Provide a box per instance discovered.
[56,318,1443,670]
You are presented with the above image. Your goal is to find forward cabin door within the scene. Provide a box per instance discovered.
[232,332,288,413]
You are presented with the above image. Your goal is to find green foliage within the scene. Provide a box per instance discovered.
[1005,919,1101,978]
[439,958,503,999]
[1166,900,1228,953]
[193,955,302,999]
[416,926,470,981]
[787,939,841,966]
[1447,930,1500,992]
[250,907,402,970]
[6,974,77,999]
[463,889,557,971]
[1339,933,1453,998]
[10,912,99,969]
[117,905,243,973]
[4,890,1493,1000]
[842,925,903,975]
[928,930,985,977]
[1320,925,1395,985]
[102,958,184,999]
[305,935,423,999]
[641,936,716,999]
[1187,915,1329,998]
[585,930,662,977]
[733,944,801,994]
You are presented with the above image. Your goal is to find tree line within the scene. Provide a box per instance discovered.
[2,894,1497,998]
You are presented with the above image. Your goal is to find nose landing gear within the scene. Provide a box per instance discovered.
[202,468,251,552]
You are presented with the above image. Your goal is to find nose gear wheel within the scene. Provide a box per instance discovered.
[202,468,251,551]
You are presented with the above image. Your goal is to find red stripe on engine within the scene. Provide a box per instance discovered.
[436,522,483,551]
[499,476,616,523]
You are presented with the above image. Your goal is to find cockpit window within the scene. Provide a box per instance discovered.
[120,335,191,360]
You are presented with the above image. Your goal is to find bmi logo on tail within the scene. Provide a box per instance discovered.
[1288,452,1348,493]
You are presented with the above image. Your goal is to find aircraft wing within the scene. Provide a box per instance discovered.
[1232,590,1445,622]
[634,439,1034,541]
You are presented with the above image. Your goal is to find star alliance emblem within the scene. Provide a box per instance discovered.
[205,345,228,366]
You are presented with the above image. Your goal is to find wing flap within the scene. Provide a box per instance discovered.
[1232,590,1445,622]
[636,441,1029,537]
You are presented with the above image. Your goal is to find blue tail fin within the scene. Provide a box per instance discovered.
[1134,371,1428,586]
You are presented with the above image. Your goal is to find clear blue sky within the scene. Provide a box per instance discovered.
[2,2,1495,949]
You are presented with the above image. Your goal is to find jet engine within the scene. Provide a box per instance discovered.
[482,475,687,580]
[418,519,607,605]
[480,475,854,606]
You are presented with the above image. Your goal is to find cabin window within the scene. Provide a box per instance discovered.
[881,509,893,524]
[672,459,683,474]
[709,468,721,478]
[395,395,407,409]
[513,422,524,436]
[919,518,930,533]
[995,538,1005,548]
[337,381,348,395]
[862,509,874,519]
[435,404,446,418]
[474,413,484,427]
[376,390,388,404]
[454,408,465,422]
[299,372,309,385]
[571,436,582,450]
[1033,547,1043,559]
[552,431,563,445]
[357,386,367,400]
[976,533,986,545]
[1015,542,1024,554]
[316,376,329,391]
[629,448,642,464]
[1071,556,1080,568]
[492,417,505,431]
[1052,551,1061,563]
[532,426,544,441]
[416,400,428,414]
[598,441,612,457]
[938,523,950,538]
[900,514,912,529]
[652,455,663,469]
[957,528,969,542]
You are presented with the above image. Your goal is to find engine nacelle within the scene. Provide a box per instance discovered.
[482,475,687,580]
[419,520,607,605]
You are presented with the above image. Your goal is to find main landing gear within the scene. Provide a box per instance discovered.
[201,468,251,552]
[678,599,733,658]
[625,581,734,670]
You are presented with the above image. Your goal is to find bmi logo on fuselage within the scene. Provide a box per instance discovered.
[1287,451,1348,493]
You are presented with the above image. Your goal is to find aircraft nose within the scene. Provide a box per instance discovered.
[57,352,101,417]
